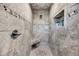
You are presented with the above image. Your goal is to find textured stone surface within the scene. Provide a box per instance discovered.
[3,3,32,22]
[49,4,65,55]
[31,5,52,55]
[33,10,49,24]
[1,3,79,56]
[0,4,32,56]
[33,24,49,33]
[61,3,79,56]
[49,3,79,56]
[30,43,53,56]
[30,3,52,10]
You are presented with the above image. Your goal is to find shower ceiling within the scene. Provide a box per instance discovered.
[30,3,52,10]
